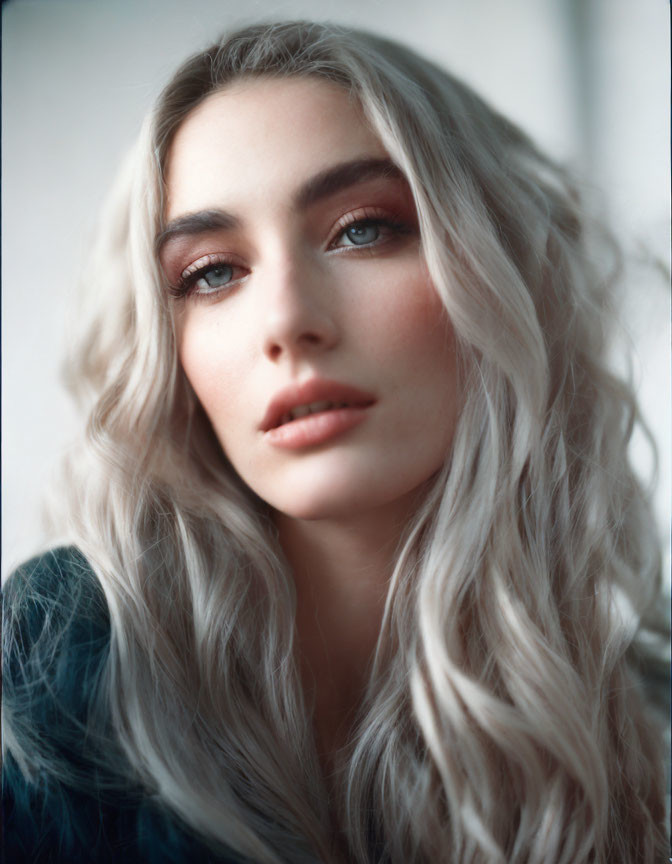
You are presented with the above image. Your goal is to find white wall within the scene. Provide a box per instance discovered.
[2,0,669,580]
[588,0,670,571]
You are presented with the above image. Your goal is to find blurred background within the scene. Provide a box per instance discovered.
[2,0,669,587]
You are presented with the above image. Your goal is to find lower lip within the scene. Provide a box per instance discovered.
[264,405,372,450]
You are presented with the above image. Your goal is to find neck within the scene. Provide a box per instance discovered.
[275,492,418,767]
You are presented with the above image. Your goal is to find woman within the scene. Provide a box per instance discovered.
[3,20,667,864]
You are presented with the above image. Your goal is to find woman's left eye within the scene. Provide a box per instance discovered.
[338,221,382,247]
[331,218,403,250]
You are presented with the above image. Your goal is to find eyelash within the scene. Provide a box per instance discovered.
[168,253,245,301]
[327,209,412,251]
[169,210,413,301]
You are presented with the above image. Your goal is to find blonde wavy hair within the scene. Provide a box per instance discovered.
[9,20,668,863]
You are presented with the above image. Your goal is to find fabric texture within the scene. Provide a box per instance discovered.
[1,548,245,864]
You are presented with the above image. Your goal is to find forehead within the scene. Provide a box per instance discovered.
[163,77,387,219]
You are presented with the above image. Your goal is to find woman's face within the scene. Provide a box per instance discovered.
[161,77,458,521]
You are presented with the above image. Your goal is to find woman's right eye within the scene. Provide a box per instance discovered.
[191,264,234,294]
[173,254,246,300]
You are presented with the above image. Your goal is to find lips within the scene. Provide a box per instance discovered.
[260,379,376,433]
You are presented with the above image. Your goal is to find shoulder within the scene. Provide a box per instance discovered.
[3,546,108,641]
[2,546,112,769]
[2,548,113,860]
[4,544,109,659]
[3,546,111,717]
[2,549,239,863]
[3,545,106,624]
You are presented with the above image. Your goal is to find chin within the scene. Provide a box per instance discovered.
[270,488,369,522]
[262,471,381,521]
[267,473,424,523]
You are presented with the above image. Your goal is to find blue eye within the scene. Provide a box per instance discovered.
[196,264,234,292]
[331,217,413,251]
[171,256,244,301]
[343,222,381,246]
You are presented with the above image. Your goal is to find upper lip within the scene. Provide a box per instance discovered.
[260,378,376,432]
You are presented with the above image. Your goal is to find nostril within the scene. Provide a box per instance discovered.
[265,329,328,361]
[267,343,282,361]
[262,306,339,361]
[299,331,323,346]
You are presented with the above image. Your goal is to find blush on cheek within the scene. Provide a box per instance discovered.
[370,273,451,361]
[407,275,453,342]
[178,332,233,425]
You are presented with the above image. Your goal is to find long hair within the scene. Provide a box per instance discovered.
[5,21,667,863]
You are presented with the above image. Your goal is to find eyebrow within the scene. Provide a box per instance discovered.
[294,157,404,208]
[156,157,404,256]
[155,209,239,255]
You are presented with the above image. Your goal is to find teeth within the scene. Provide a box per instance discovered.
[308,400,332,414]
[282,400,351,423]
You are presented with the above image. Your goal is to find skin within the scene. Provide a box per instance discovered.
[161,77,459,768]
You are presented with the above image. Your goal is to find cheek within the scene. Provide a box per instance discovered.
[358,264,454,371]
[177,313,245,428]
[369,268,459,445]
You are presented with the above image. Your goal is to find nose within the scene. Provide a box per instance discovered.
[261,258,340,363]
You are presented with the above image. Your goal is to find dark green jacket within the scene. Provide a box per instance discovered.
[2,548,246,864]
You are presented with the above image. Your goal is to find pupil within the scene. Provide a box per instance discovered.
[347,223,379,245]
[205,265,232,287]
